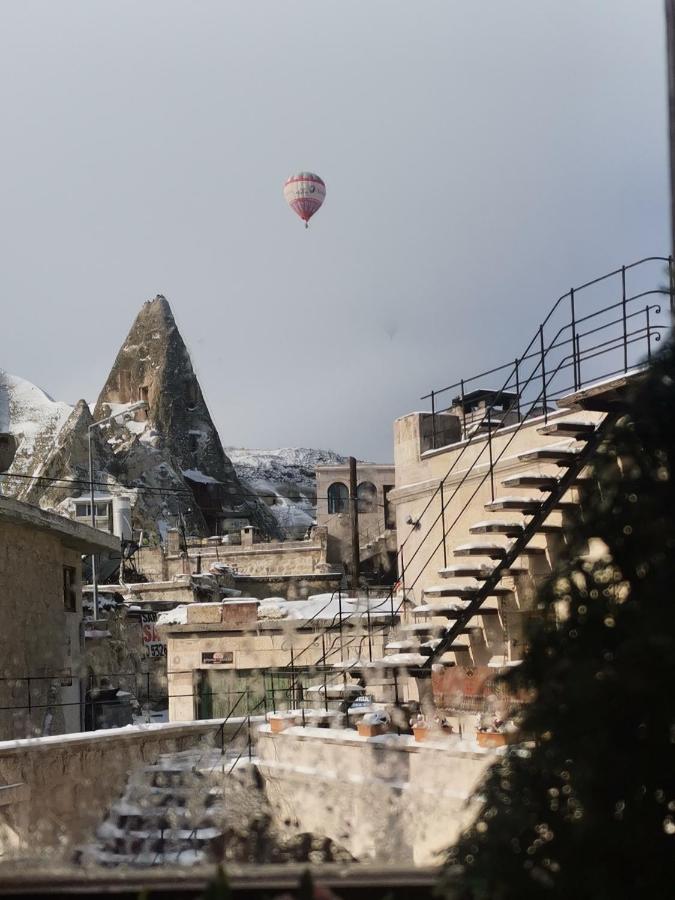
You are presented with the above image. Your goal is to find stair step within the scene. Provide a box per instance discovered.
[469,519,524,536]
[517,444,581,466]
[385,640,420,652]
[485,495,577,513]
[400,622,446,635]
[501,474,559,490]
[414,601,500,618]
[453,542,507,559]
[439,562,528,579]
[537,420,596,438]
[424,584,512,598]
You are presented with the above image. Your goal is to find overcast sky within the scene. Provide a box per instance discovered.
[0,1,669,461]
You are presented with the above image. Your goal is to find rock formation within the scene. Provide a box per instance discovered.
[92,295,278,538]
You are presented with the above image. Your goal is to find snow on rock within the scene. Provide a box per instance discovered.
[225,447,347,538]
[0,370,72,476]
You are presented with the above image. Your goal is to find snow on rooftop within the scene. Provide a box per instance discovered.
[157,593,392,629]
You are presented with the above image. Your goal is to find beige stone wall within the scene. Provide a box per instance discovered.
[0,521,82,739]
[164,625,392,722]
[391,408,603,664]
[0,719,231,856]
[256,726,493,865]
[137,529,334,582]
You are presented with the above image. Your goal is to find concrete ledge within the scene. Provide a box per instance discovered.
[0,718,229,757]
[256,723,490,760]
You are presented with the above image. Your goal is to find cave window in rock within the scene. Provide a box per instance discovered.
[138,386,149,420]
[327,482,349,514]
[357,481,378,514]
[185,381,198,411]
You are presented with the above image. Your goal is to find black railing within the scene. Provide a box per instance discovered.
[423,256,672,448]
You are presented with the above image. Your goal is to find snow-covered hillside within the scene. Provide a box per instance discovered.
[225,447,347,538]
[0,370,73,478]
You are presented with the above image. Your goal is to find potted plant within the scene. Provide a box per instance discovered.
[357,710,389,737]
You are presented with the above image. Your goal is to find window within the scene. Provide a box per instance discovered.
[185,381,198,410]
[75,503,88,518]
[63,566,77,612]
[327,482,349,514]
[357,481,377,514]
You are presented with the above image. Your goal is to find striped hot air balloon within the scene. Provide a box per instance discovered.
[283,172,326,228]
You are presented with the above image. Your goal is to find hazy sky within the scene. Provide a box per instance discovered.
[0,1,669,461]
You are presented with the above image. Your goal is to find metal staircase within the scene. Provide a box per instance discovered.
[418,413,618,670]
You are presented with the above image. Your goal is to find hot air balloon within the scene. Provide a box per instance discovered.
[283,172,326,228]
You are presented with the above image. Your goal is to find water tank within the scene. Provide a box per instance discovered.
[112,495,133,541]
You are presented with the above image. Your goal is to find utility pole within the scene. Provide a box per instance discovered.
[667,0,675,261]
[348,456,360,592]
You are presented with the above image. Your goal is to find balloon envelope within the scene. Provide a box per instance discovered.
[283,172,326,225]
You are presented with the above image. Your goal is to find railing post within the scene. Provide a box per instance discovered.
[290,647,296,707]
[646,305,652,363]
[514,359,521,422]
[669,255,674,316]
[570,288,578,391]
[487,406,495,501]
[539,325,548,422]
[460,379,467,438]
[621,265,628,372]
[576,335,582,386]
[247,710,252,762]
[430,389,437,450]
[439,480,447,568]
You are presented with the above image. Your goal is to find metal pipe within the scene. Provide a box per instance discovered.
[439,480,447,569]
[570,288,578,390]
[487,406,494,501]
[539,326,548,423]
[621,265,628,372]
[87,427,98,621]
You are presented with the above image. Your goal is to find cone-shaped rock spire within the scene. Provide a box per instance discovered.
[95,295,278,538]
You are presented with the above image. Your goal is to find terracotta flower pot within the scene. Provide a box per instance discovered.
[357,721,386,738]
[413,725,429,742]
[270,716,291,734]
[477,730,517,748]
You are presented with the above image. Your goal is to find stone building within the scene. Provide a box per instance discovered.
[315,463,397,580]
[160,596,396,722]
[0,495,119,738]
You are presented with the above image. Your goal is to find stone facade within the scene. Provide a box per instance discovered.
[0,496,119,739]
[161,601,393,722]
[256,725,492,865]
[315,463,396,575]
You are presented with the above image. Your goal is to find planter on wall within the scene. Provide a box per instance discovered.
[476,730,518,748]
[357,721,387,738]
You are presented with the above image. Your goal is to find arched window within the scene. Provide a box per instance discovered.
[357,481,377,513]
[327,482,349,514]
